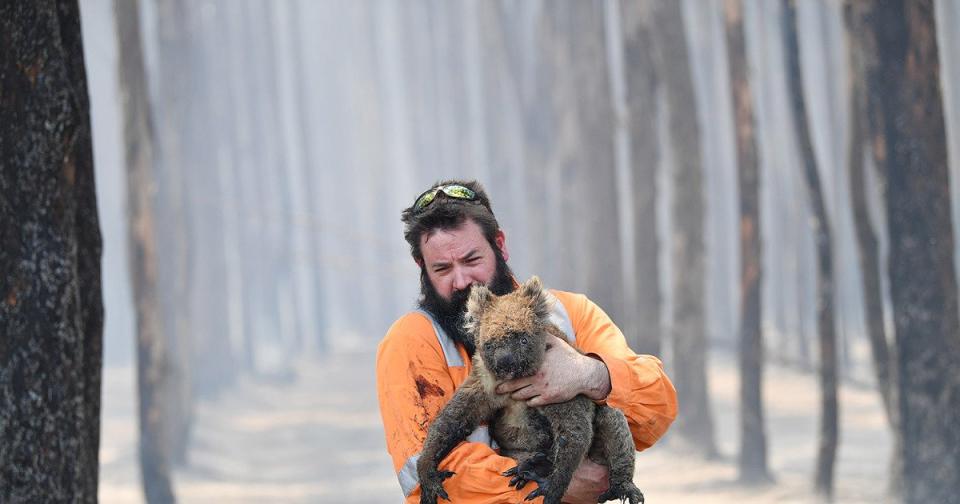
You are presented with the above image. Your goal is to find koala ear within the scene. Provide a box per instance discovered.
[520,276,552,321]
[465,284,495,334]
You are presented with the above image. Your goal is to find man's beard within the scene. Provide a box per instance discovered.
[418,249,515,357]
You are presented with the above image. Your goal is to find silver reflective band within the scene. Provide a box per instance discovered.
[415,309,465,367]
[398,453,420,496]
[546,292,576,345]
[396,426,498,497]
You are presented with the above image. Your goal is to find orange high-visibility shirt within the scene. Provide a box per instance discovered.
[376,289,678,503]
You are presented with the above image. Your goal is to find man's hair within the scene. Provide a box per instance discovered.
[401,179,500,264]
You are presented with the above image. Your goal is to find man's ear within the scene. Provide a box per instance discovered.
[494,230,509,262]
[520,276,552,321]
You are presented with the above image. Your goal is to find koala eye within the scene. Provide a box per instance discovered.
[519,336,528,345]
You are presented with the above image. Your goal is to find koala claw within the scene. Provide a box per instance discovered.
[524,486,544,501]
[419,470,456,504]
[524,480,564,504]
[597,482,644,504]
[505,452,551,490]
[506,468,543,490]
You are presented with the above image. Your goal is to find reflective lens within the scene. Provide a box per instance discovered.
[413,185,477,212]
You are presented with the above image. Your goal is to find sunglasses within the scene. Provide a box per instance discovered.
[412,184,477,212]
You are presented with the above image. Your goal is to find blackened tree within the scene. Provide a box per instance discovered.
[114,0,176,501]
[843,0,901,495]
[723,0,772,484]
[0,1,103,501]
[782,0,838,496]
[868,1,960,502]
[619,0,662,356]
[651,0,717,458]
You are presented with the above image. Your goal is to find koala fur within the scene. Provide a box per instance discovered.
[416,276,643,504]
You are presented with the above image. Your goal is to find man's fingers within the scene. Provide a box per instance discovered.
[497,378,532,395]
[525,395,545,407]
[510,385,537,401]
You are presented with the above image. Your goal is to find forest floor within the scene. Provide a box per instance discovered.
[99,344,893,503]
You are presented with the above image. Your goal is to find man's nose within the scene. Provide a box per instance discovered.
[452,268,473,292]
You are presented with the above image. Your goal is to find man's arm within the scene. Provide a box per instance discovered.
[564,291,678,449]
[496,292,676,503]
[497,291,678,449]
[376,314,540,503]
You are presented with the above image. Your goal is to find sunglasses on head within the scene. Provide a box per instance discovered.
[412,184,477,212]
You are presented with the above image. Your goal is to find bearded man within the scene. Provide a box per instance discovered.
[376,180,677,503]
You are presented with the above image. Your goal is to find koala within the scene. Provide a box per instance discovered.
[416,276,644,504]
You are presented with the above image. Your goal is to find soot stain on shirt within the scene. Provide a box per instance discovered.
[415,375,445,399]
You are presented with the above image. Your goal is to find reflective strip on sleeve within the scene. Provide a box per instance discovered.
[396,425,497,497]
[547,293,576,345]
[398,453,421,497]
[415,309,465,367]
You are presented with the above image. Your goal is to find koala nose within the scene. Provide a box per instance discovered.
[495,353,516,374]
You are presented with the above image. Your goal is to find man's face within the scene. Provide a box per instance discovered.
[419,219,509,301]
[417,218,513,355]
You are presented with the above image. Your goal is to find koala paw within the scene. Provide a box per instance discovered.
[597,481,644,504]
[523,479,564,504]
[419,469,455,504]
[503,452,551,490]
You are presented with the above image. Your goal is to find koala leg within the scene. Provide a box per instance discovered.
[416,382,493,504]
[525,402,594,504]
[592,405,644,504]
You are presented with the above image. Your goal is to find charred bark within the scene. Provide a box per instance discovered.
[782,0,838,497]
[619,0,661,356]
[723,0,772,484]
[114,0,175,501]
[651,0,716,457]
[563,3,623,327]
[153,0,194,467]
[844,0,902,494]
[868,2,960,502]
[0,1,103,500]
[843,0,896,429]
[532,4,623,325]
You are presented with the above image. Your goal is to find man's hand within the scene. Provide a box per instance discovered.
[495,334,611,406]
[561,458,609,504]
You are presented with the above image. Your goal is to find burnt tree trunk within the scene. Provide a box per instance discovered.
[153,0,194,467]
[619,0,662,356]
[844,0,895,426]
[652,0,716,457]
[724,0,772,483]
[114,0,175,501]
[782,0,839,497]
[0,1,103,501]
[566,3,624,327]
[869,2,960,502]
[536,3,623,323]
[844,1,902,494]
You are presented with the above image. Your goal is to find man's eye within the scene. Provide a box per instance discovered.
[467,257,481,263]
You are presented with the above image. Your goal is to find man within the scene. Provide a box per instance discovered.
[377,180,677,503]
